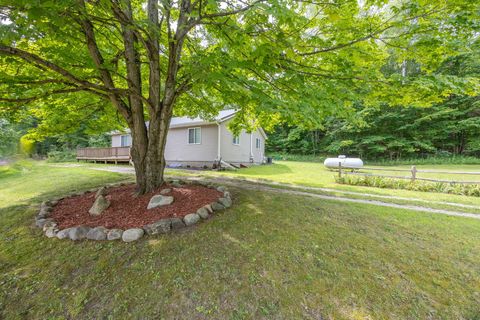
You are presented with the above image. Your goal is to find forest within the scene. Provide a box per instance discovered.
[267,45,480,161]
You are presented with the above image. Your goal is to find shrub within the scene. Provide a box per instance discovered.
[47,149,76,162]
[336,175,480,197]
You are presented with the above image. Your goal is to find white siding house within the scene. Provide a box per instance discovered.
[110,109,267,167]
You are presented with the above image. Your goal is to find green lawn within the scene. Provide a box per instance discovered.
[184,161,480,208]
[1,161,480,319]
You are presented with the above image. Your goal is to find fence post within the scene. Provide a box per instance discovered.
[411,165,417,183]
[338,162,342,178]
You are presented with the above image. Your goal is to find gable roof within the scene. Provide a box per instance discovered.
[169,109,236,128]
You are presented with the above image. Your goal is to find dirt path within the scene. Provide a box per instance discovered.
[60,164,480,219]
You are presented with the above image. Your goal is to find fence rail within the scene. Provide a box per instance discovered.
[337,163,480,185]
[76,147,131,163]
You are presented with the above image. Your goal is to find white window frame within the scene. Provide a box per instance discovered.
[188,127,201,144]
[256,138,261,149]
[121,134,131,147]
[232,135,240,145]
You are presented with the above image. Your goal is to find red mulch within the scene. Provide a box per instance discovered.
[50,184,223,229]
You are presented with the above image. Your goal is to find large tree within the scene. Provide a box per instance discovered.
[0,0,478,193]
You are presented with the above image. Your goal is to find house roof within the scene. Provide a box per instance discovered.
[169,109,236,128]
[111,109,267,139]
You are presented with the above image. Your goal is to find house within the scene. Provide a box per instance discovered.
[77,109,267,167]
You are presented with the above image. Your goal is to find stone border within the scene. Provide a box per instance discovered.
[35,179,232,242]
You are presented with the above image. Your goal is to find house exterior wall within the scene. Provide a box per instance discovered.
[111,134,122,147]
[219,120,265,164]
[164,125,218,164]
[251,129,265,163]
[110,121,265,166]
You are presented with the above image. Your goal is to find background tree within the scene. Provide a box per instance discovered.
[267,39,480,160]
[1,0,479,193]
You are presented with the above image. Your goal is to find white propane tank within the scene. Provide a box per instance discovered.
[324,155,364,169]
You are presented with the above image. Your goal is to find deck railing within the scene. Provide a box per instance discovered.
[76,147,131,161]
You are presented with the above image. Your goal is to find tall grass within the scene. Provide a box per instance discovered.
[336,175,480,197]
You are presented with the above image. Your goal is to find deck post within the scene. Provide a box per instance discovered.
[411,165,417,182]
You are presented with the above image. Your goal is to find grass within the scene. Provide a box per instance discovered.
[177,161,480,208]
[1,161,480,318]
[269,153,480,165]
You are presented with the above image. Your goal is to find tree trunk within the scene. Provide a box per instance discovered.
[128,104,174,194]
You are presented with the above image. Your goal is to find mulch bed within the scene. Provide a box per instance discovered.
[50,184,222,229]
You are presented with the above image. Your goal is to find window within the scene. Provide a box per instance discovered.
[188,127,201,144]
[121,135,131,147]
[232,135,240,145]
[256,138,261,149]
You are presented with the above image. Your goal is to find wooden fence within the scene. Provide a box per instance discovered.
[337,163,480,185]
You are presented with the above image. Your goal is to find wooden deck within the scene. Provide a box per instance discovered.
[76,147,131,164]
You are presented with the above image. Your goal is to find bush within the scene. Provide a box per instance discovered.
[336,175,480,197]
[47,149,76,162]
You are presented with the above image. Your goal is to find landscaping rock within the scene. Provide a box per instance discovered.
[42,221,57,232]
[216,186,227,192]
[107,229,123,241]
[159,188,172,195]
[203,204,213,214]
[36,218,55,229]
[122,228,144,242]
[44,226,58,238]
[50,200,59,206]
[223,191,231,199]
[171,180,182,188]
[89,195,110,216]
[56,228,72,240]
[143,219,171,235]
[147,195,174,209]
[183,213,200,226]
[211,202,225,211]
[86,226,108,240]
[95,187,107,198]
[37,209,50,219]
[218,197,232,208]
[197,207,209,219]
[40,201,52,212]
[171,218,185,230]
[68,226,91,241]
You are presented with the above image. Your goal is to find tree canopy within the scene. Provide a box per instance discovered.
[0,0,479,191]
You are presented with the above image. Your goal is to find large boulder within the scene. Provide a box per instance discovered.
[147,195,174,209]
[183,213,200,226]
[143,219,171,235]
[68,226,91,241]
[86,226,108,240]
[107,229,123,240]
[122,228,144,242]
[89,195,110,216]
